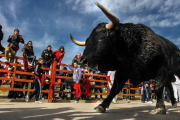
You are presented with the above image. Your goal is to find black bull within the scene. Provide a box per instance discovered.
[70,2,179,114]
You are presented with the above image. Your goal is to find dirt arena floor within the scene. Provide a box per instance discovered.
[0,100,179,120]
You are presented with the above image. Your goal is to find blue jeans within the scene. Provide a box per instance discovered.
[27,55,36,66]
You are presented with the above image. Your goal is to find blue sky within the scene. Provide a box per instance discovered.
[0,0,180,64]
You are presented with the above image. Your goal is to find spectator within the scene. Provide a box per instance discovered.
[72,53,81,65]
[0,25,5,54]
[4,29,24,70]
[64,62,82,103]
[107,71,118,103]
[94,75,103,101]
[22,41,36,66]
[54,46,65,67]
[54,46,65,94]
[41,45,54,81]
[123,81,129,101]
[26,58,44,104]
[58,66,67,100]
[141,81,152,103]
[7,73,14,99]
[172,75,180,103]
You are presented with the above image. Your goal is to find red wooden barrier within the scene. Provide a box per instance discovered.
[0,54,154,102]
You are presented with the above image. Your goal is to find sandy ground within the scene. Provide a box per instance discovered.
[0,101,180,120]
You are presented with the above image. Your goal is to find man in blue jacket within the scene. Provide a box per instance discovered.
[64,62,82,103]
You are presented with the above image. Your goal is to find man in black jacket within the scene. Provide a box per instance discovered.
[41,45,54,80]
[22,41,36,66]
[0,25,5,54]
[5,29,24,70]
[41,45,54,99]
[26,58,44,103]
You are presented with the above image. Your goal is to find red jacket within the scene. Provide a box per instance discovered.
[73,83,81,98]
[54,50,64,64]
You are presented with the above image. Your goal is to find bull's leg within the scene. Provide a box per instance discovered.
[94,70,126,112]
[154,67,168,114]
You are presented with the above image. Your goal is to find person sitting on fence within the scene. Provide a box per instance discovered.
[53,46,65,96]
[64,62,82,103]
[0,25,5,54]
[4,29,24,70]
[54,46,65,71]
[26,58,44,104]
[41,45,54,82]
[22,41,36,66]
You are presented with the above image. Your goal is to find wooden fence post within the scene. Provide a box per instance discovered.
[11,58,18,90]
[48,61,57,102]
[128,79,130,98]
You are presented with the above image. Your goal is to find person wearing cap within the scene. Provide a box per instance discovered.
[5,29,24,70]
[0,25,5,54]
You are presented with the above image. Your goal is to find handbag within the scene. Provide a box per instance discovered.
[10,42,19,51]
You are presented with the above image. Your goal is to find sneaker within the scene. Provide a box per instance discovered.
[42,97,45,100]
[4,60,9,63]
[35,101,42,104]
[28,63,33,66]
[8,67,12,71]
[25,95,29,102]
[112,101,118,104]
[63,89,68,92]
[64,89,71,92]
[45,79,49,82]
[147,101,153,104]
[74,101,79,103]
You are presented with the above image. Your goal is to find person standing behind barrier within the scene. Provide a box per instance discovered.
[64,62,82,103]
[72,53,81,65]
[141,81,152,103]
[4,29,24,70]
[41,45,54,82]
[107,71,118,104]
[26,58,44,104]
[172,75,180,103]
[22,41,36,66]
[0,25,5,54]
[58,66,68,100]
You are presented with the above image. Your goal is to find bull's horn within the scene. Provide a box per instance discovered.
[95,1,119,29]
[69,34,86,46]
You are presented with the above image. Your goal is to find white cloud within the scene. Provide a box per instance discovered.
[61,42,85,64]
[33,33,55,48]
[65,0,180,27]
[170,37,180,46]
[55,16,85,32]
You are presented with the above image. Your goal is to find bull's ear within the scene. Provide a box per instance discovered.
[69,34,86,46]
[95,2,119,29]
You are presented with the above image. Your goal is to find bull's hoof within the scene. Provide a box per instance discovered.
[154,107,167,115]
[94,105,106,113]
[172,102,177,108]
